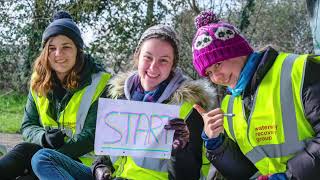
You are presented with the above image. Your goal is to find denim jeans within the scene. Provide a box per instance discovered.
[31,148,93,180]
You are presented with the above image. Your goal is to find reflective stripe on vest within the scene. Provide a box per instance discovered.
[111,101,208,179]
[76,72,105,135]
[32,72,111,166]
[32,72,110,136]
[222,53,314,175]
[111,156,168,180]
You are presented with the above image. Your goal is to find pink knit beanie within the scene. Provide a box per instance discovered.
[192,10,253,76]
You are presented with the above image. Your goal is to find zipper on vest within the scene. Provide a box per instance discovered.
[58,91,71,129]
[57,102,61,128]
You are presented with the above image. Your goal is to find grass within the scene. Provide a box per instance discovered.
[0,90,27,133]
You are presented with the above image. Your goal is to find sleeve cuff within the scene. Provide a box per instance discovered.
[201,131,224,150]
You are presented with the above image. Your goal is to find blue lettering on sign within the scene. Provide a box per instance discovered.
[103,111,173,145]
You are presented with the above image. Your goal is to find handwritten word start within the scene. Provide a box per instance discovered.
[103,111,173,145]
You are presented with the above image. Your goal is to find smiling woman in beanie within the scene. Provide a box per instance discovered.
[0,11,111,179]
[89,24,217,180]
[192,10,320,180]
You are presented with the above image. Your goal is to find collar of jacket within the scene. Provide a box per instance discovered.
[242,46,279,99]
[106,69,217,111]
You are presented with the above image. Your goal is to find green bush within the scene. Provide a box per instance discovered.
[0,90,27,133]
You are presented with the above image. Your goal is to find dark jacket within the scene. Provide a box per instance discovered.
[21,54,106,159]
[95,69,217,180]
[206,47,320,180]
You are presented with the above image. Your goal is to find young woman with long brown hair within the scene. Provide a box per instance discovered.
[0,11,110,179]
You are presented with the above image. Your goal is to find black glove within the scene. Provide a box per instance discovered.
[94,165,113,180]
[91,156,115,180]
[42,129,65,149]
[164,118,190,155]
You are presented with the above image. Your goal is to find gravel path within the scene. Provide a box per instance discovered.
[0,133,23,152]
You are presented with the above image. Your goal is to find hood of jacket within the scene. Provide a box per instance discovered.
[107,68,217,110]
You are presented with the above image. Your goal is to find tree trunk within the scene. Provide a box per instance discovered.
[146,0,155,27]
[22,0,47,91]
[239,0,255,32]
[306,0,320,54]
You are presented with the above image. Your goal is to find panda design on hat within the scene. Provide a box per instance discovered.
[192,10,253,77]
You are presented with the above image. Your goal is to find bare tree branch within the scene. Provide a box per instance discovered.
[187,0,200,14]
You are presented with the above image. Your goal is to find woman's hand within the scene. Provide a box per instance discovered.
[42,129,65,149]
[91,156,114,180]
[164,118,190,155]
[193,104,224,139]
[94,165,113,180]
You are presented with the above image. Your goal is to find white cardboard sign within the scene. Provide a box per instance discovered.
[94,98,180,159]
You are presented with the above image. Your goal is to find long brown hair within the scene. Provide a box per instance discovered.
[31,37,85,97]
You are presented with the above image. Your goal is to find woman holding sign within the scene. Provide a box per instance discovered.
[0,11,110,179]
[91,25,217,180]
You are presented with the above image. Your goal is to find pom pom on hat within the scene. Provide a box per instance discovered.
[195,10,220,29]
[42,11,84,49]
[53,11,73,20]
[192,10,253,77]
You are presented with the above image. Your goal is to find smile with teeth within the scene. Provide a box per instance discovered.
[55,59,67,63]
[146,72,159,78]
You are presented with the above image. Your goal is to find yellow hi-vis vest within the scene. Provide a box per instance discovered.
[221,53,315,177]
[31,72,111,166]
[112,102,210,180]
